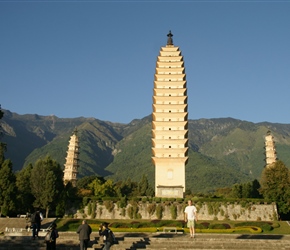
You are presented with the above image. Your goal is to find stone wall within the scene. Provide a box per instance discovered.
[73,201,278,221]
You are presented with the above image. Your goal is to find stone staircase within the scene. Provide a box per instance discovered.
[1,232,290,250]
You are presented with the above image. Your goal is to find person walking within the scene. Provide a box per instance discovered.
[45,222,59,250]
[184,199,198,238]
[99,222,115,250]
[30,210,41,239]
[76,220,92,250]
[36,210,43,236]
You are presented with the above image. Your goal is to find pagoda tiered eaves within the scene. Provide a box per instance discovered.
[152,31,189,198]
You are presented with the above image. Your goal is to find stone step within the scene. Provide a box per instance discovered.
[97,238,290,250]
[111,243,290,250]
[1,234,290,250]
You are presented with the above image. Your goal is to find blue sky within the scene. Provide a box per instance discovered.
[1,0,290,124]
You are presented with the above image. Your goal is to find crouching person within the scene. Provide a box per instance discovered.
[99,222,115,250]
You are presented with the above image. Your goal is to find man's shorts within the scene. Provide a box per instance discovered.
[187,220,195,228]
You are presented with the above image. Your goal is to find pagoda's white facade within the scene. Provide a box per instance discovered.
[152,31,188,198]
[265,130,277,167]
[63,129,80,186]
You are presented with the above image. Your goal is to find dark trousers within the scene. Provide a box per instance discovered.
[36,222,41,236]
[32,223,37,238]
[80,239,89,250]
[46,241,56,250]
[103,241,112,250]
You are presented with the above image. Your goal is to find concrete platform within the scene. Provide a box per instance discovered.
[0,217,56,233]
[0,232,290,250]
[1,219,290,249]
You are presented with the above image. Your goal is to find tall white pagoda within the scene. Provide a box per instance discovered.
[152,31,189,198]
[63,128,80,186]
[265,130,277,167]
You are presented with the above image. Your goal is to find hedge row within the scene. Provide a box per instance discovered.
[87,196,269,204]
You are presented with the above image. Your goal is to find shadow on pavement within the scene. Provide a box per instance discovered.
[236,234,284,240]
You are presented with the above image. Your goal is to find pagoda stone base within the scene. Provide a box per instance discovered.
[156,185,184,198]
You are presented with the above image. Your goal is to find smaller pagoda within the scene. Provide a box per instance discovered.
[63,128,80,186]
[264,130,277,167]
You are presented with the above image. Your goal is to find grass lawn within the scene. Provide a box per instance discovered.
[260,221,289,234]
[56,219,290,235]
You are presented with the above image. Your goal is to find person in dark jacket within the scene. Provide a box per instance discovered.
[31,210,41,239]
[76,220,92,250]
[99,222,114,250]
[46,222,59,250]
[36,210,43,236]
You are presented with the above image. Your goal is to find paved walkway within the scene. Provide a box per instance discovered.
[1,231,290,250]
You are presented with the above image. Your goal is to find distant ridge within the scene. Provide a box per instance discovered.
[2,109,290,193]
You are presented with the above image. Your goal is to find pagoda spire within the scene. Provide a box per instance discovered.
[167,30,173,45]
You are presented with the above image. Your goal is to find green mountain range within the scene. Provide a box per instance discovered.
[2,110,290,193]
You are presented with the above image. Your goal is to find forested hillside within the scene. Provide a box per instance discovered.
[1,109,290,193]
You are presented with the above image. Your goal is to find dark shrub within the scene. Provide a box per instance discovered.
[150,220,163,227]
[195,223,207,229]
[209,224,227,229]
[130,221,141,228]
[235,222,273,232]
[154,197,161,203]
[222,223,231,229]
[261,223,273,232]
[200,222,210,229]
[110,222,123,228]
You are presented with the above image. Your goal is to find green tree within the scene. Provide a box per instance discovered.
[138,174,149,196]
[126,178,139,197]
[103,179,116,197]
[231,184,242,198]
[15,164,35,213]
[114,178,139,198]
[137,174,155,197]
[251,179,262,198]
[259,160,290,215]
[88,178,105,196]
[30,156,64,217]
[89,179,116,197]
[0,105,7,165]
[0,159,17,216]
[62,181,79,216]
[229,179,262,199]
[242,182,252,198]
[115,180,128,198]
[0,142,6,166]
[77,175,105,189]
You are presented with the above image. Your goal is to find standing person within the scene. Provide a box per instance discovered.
[76,220,92,250]
[99,222,115,250]
[31,210,41,239]
[36,210,43,236]
[45,222,59,250]
[184,199,198,238]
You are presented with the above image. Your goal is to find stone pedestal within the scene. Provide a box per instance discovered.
[156,185,184,198]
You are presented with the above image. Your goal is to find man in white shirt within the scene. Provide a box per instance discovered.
[184,200,197,238]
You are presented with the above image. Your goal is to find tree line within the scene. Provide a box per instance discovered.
[212,160,290,218]
[0,106,289,219]
[0,154,155,217]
